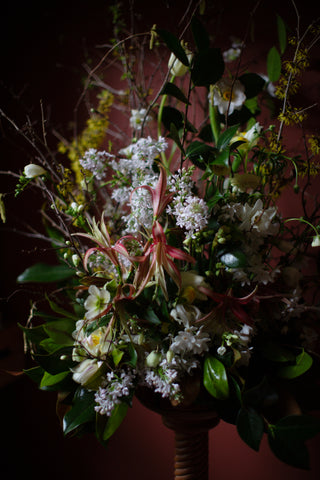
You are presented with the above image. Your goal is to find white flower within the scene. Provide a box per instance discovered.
[170,326,210,355]
[24,164,47,178]
[170,304,202,327]
[236,199,279,235]
[168,48,193,76]
[312,235,320,247]
[84,285,111,320]
[72,358,104,388]
[223,46,241,63]
[259,74,276,97]
[180,271,210,301]
[79,148,114,180]
[169,195,209,238]
[211,78,246,116]
[95,369,136,415]
[129,109,150,130]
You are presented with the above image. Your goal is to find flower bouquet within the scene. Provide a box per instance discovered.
[2,0,320,473]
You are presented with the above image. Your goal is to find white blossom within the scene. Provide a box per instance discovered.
[210,78,246,115]
[84,285,111,320]
[24,164,46,178]
[79,148,114,180]
[129,109,150,131]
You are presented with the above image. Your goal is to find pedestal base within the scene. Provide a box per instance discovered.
[137,387,220,480]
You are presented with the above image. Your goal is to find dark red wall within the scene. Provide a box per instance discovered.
[1,1,320,479]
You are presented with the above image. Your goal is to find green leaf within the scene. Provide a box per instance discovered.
[63,388,96,435]
[40,370,70,388]
[34,346,75,374]
[243,377,278,410]
[191,48,224,86]
[19,322,47,344]
[217,124,240,150]
[17,263,75,283]
[260,342,296,363]
[203,355,229,400]
[277,14,287,55]
[277,350,313,379]
[161,106,184,131]
[112,347,124,366]
[143,306,161,325]
[191,16,210,51]
[186,141,217,170]
[238,73,266,99]
[43,318,76,346]
[46,296,78,320]
[23,365,45,385]
[220,251,247,268]
[237,407,264,451]
[157,29,189,66]
[169,123,185,154]
[267,415,320,469]
[101,402,129,441]
[160,82,190,104]
[267,46,281,82]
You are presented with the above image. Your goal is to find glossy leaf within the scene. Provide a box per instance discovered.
[101,402,129,441]
[220,251,247,268]
[267,415,320,469]
[238,73,266,99]
[63,388,96,435]
[160,82,190,104]
[186,141,216,170]
[260,342,296,363]
[203,355,229,400]
[169,123,185,154]
[267,46,281,82]
[191,16,210,51]
[277,14,287,54]
[191,48,224,86]
[277,350,313,379]
[43,318,75,346]
[237,407,264,451]
[17,262,75,283]
[40,370,70,389]
[217,124,240,150]
[157,29,190,66]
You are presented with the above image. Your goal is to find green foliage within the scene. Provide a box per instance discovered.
[268,415,320,469]
[17,263,75,283]
[237,407,264,451]
[203,355,229,400]
[267,46,282,82]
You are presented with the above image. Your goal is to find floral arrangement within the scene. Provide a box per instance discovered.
[3,1,320,471]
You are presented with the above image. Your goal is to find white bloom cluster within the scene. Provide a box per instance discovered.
[167,169,209,238]
[79,148,115,180]
[141,364,180,399]
[217,198,281,285]
[111,137,167,232]
[169,304,210,356]
[168,196,209,238]
[95,369,136,416]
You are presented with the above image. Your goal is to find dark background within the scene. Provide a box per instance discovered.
[1,1,320,478]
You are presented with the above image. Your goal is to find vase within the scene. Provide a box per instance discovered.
[136,383,220,480]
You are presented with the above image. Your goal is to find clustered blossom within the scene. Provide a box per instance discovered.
[142,366,181,400]
[110,137,167,232]
[167,169,209,238]
[168,196,209,239]
[217,198,281,285]
[95,369,136,416]
[79,148,115,180]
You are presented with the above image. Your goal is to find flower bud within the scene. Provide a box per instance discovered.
[168,47,192,77]
[146,351,162,368]
[24,164,47,178]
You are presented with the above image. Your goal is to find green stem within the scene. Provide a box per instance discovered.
[209,88,220,145]
[158,75,176,169]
